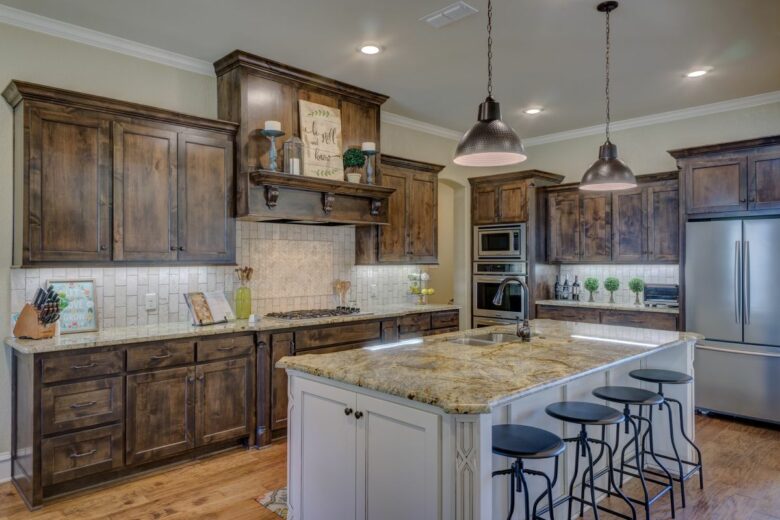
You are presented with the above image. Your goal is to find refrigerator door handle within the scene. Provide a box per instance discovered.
[744,240,751,325]
[697,344,780,358]
[734,240,741,324]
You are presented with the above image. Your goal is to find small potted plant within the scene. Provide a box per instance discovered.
[584,278,599,303]
[343,148,365,183]
[629,277,645,306]
[604,277,620,304]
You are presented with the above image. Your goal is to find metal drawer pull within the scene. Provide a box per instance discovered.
[71,362,98,370]
[150,352,172,360]
[69,448,97,459]
[217,345,236,351]
[354,411,364,419]
[70,400,97,409]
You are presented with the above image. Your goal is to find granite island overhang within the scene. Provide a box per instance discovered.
[278,319,701,520]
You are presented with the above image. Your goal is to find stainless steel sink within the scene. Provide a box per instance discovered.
[448,333,524,346]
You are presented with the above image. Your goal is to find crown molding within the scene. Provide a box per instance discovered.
[523,90,780,147]
[381,111,463,141]
[0,4,214,76]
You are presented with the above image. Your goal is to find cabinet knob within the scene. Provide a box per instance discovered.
[354,411,364,419]
[170,245,177,251]
[344,407,353,416]
[179,246,185,251]
[100,245,107,251]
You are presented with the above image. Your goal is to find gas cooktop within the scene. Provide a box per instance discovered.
[265,307,362,320]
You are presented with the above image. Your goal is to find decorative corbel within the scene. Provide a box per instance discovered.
[322,192,335,214]
[370,199,382,217]
[265,185,279,208]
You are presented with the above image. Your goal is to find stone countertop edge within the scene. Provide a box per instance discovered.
[536,299,679,315]
[5,303,461,355]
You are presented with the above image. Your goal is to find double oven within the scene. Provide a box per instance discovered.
[472,224,527,327]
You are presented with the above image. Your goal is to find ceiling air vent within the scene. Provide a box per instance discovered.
[420,1,478,29]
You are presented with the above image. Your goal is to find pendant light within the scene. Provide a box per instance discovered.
[580,1,637,191]
[454,0,526,167]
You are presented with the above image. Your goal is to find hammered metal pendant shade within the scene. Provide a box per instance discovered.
[454,97,527,167]
[580,141,636,191]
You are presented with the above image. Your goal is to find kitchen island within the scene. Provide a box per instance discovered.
[278,319,700,520]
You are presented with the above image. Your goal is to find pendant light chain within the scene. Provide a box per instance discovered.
[604,5,611,142]
[487,0,493,98]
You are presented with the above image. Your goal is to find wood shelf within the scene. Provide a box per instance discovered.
[249,170,395,199]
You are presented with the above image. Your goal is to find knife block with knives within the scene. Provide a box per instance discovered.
[13,286,61,340]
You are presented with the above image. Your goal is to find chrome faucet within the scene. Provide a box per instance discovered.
[492,276,532,341]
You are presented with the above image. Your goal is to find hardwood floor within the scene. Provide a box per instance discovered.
[0,414,777,519]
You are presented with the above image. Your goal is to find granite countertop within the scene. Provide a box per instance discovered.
[5,303,460,355]
[278,319,700,414]
[536,299,679,315]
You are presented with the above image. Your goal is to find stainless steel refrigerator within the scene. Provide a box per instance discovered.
[686,219,780,424]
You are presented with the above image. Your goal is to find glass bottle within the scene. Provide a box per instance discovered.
[562,275,571,300]
[554,276,561,300]
[572,276,581,301]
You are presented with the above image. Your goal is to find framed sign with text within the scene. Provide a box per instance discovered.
[299,99,344,180]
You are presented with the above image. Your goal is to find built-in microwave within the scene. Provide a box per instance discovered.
[474,224,526,260]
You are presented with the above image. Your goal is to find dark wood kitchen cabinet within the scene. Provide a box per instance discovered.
[547,190,581,262]
[580,192,612,262]
[611,187,646,262]
[270,333,294,434]
[536,304,678,331]
[470,170,563,226]
[646,182,680,262]
[196,357,253,445]
[355,155,443,264]
[3,80,237,266]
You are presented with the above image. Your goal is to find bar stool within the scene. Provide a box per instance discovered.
[543,402,636,520]
[492,424,565,520]
[629,369,703,508]
[592,386,676,520]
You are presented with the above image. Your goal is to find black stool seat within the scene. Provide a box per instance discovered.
[545,401,624,425]
[492,424,565,459]
[593,385,663,405]
[630,368,692,385]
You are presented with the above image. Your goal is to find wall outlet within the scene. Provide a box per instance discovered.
[370,283,378,299]
[145,293,158,312]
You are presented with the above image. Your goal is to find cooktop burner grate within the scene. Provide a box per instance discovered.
[265,307,362,320]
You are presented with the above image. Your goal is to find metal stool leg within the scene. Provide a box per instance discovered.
[531,455,559,520]
[517,461,531,520]
[591,431,637,520]
[627,413,651,520]
[668,395,704,490]
[635,411,676,518]
[583,435,600,520]
[492,464,516,520]
[663,400,686,507]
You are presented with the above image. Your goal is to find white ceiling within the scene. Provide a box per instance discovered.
[2,0,779,138]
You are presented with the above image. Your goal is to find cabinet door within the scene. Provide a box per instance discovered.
[612,188,646,262]
[271,333,294,433]
[113,121,178,261]
[290,377,357,520]
[647,183,680,262]
[378,168,409,262]
[497,181,528,223]
[356,393,440,520]
[580,192,612,262]
[177,133,235,263]
[126,366,195,465]
[685,157,747,214]
[748,150,780,211]
[27,106,111,262]
[472,185,498,225]
[408,172,438,262]
[196,357,253,445]
[547,191,581,262]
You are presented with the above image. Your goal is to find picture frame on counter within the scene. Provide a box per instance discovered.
[46,279,98,334]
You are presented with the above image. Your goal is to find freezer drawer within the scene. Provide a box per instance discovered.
[695,342,780,424]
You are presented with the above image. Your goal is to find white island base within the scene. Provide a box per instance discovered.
[283,326,697,520]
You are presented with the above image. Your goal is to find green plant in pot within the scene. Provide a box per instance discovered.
[343,148,365,182]
[629,277,645,306]
[604,277,620,304]
[584,277,599,303]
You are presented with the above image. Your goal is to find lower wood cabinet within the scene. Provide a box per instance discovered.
[289,376,439,520]
[536,304,679,331]
[196,358,253,445]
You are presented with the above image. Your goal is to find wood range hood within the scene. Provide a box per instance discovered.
[215,50,394,225]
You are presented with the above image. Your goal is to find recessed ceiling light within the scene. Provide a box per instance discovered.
[523,107,544,115]
[686,67,712,78]
[359,44,382,55]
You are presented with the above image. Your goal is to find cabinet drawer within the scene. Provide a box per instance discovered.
[42,377,124,434]
[127,341,194,371]
[197,335,255,361]
[41,424,123,486]
[536,305,601,324]
[428,326,459,335]
[431,310,459,330]
[600,310,678,331]
[42,350,123,384]
[295,322,381,352]
[399,313,432,334]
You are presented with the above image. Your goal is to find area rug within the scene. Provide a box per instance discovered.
[257,487,288,518]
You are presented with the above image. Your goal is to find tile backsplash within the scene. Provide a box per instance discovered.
[10,222,422,329]
[557,264,679,305]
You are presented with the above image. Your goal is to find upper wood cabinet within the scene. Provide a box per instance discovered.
[670,136,780,216]
[3,81,238,266]
[470,170,563,228]
[355,156,443,265]
[545,173,679,264]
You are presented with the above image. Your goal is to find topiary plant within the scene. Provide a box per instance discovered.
[628,277,645,305]
[343,148,365,173]
[604,277,620,304]
[584,277,599,302]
